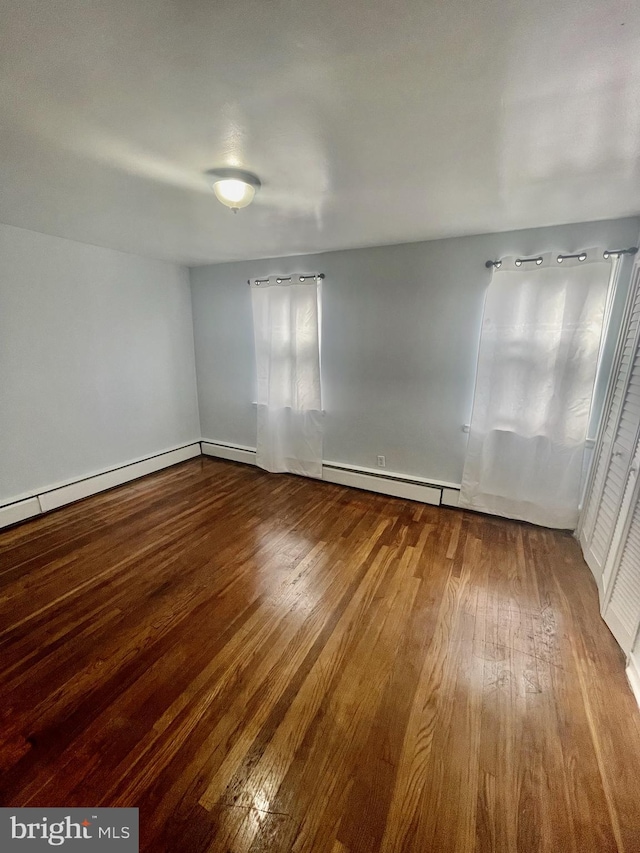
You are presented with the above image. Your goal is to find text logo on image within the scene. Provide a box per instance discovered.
[0,808,138,850]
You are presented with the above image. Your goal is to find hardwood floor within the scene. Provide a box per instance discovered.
[1,457,640,852]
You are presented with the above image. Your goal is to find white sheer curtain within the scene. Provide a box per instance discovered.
[459,253,613,529]
[251,276,323,478]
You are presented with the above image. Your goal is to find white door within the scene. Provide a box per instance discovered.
[579,261,640,586]
[602,439,640,653]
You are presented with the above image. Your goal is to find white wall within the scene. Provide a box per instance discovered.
[0,224,200,505]
[190,217,640,486]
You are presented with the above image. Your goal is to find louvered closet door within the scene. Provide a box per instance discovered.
[580,262,640,581]
[602,440,640,653]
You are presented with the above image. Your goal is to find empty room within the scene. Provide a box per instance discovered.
[1,0,640,851]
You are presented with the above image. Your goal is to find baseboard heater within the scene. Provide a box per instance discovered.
[0,443,201,530]
[0,440,462,532]
[200,440,461,508]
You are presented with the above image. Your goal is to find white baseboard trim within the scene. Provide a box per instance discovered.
[201,440,448,506]
[1,438,459,529]
[322,465,441,505]
[201,441,257,466]
[441,488,461,508]
[323,459,459,491]
[39,444,201,512]
[0,443,201,529]
[0,497,42,530]
[626,653,640,710]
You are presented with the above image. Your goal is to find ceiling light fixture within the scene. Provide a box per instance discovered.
[206,168,261,213]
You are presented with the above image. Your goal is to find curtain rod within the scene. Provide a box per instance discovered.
[485,246,638,269]
[248,273,325,285]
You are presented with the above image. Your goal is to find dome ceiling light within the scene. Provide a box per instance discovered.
[206,168,261,213]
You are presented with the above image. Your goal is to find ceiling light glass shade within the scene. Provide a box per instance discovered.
[206,168,261,212]
[213,179,255,209]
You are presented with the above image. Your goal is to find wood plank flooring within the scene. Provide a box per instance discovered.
[1,457,640,852]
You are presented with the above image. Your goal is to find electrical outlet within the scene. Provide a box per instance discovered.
[377,455,386,468]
